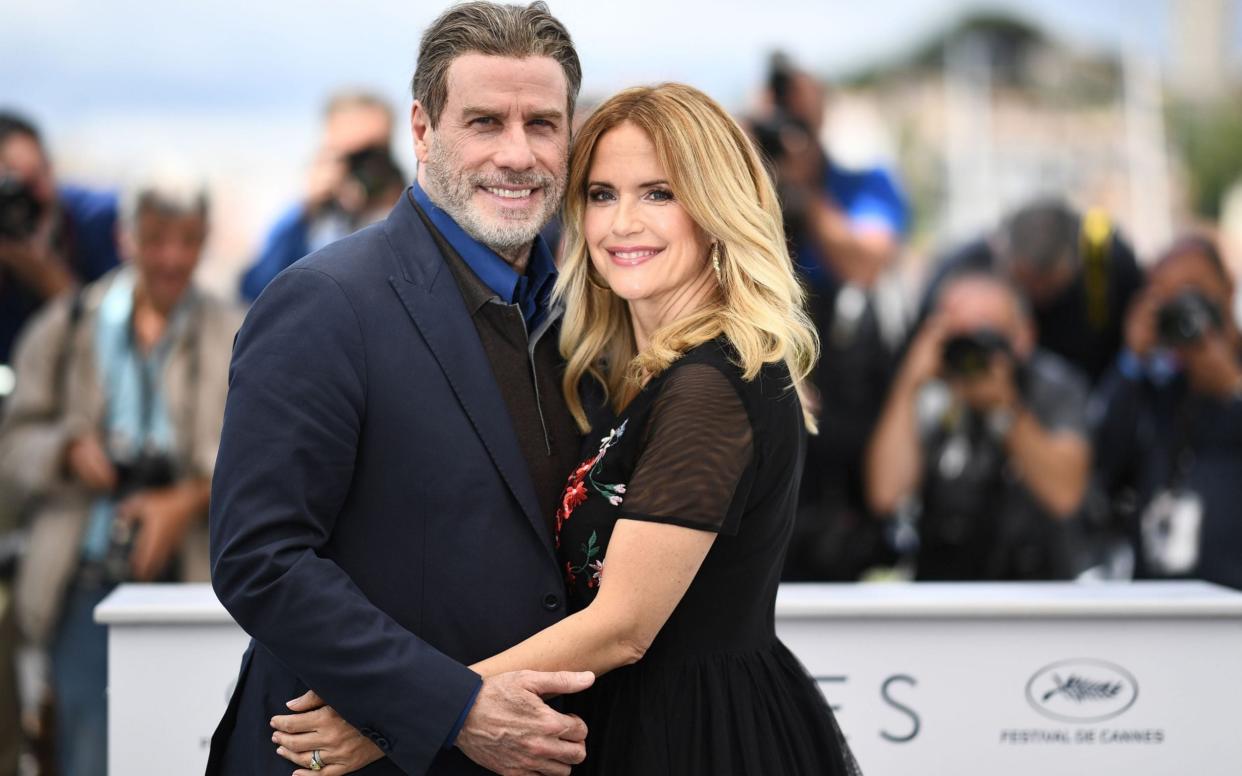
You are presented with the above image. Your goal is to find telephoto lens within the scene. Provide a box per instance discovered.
[942,329,1012,378]
[0,172,44,240]
[1156,290,1221,347]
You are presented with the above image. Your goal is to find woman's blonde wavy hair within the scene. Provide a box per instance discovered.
[554,82,819,433]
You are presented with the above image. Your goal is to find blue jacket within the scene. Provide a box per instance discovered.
[207,190,567,775]
[0,185,120,365]
[237,204,310,303]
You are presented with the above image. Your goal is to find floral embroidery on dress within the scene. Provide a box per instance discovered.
[554,420,628,546]
[566,531,605,589]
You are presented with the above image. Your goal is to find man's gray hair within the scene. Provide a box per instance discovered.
[996,198,1081,272]
[411,1,581,126]
[323,89,394,123]
[935,268,1034,322]
[120,163,210,234]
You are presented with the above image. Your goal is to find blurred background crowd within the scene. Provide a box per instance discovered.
[1,0,1241,774]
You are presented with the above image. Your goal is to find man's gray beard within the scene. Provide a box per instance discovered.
[423,140,564,258]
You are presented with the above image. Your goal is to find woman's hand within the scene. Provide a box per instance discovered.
[270,690,384,775]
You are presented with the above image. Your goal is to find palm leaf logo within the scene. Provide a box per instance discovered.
[1042,674,1123,704]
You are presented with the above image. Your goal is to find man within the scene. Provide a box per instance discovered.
[919,199,1144,385]
[0,168,240,776]
[208,3,591,775]
[866,272,1091,580]
[1092,237,1242,590]
[758,54,907,293]
[752,56,909,581]
[0,113,122,774]
[238,91,395,302]
[0,111,121,375]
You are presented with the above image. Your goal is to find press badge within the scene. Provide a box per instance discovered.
[1140,490,1203,575]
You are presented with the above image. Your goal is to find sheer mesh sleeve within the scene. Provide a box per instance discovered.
[620,362,755,535]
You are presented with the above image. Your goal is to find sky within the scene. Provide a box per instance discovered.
[7,0,1238,164]
[6,0,1220,119]
[2,0,1238,288]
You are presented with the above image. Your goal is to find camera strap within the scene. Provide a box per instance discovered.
[122,303,158,453]
[1164,393,1198,492]
[51,287,86,412]
[120,294,202,461]
[1080,208,1113,333]
[1140,393,1204,575]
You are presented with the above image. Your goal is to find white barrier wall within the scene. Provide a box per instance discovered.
[777,582,1242,775]
[97,581,1242,775]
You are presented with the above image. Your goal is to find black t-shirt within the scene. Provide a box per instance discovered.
[551,340,863,775]
[915,350,1090,580]
[1092,363,1242,590]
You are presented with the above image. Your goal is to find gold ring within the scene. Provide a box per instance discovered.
[310,749,324,771]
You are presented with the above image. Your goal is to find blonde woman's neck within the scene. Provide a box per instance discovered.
[626,267,719,354]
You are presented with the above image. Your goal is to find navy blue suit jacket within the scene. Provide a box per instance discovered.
[207,191,567,775]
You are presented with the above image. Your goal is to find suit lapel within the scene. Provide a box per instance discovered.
[381,191,554,558]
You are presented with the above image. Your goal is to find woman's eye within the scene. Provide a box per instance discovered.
[646,189,674,202]
[588,189,615,203]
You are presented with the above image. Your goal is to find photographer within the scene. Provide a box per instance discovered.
[752,55,910,581]
[0,169,241,776]
[866,272,1091,580]
[333,143,406,230]
[754,54,906,291]
[0,111,121,375]
[1092,236,1242,590]
[919,198,1144,385]
[239,91,394,302]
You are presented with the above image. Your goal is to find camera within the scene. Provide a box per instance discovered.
[942,329,1012,378]
[0,172,44,240]
[95,452,177,584]
[1156,290,1222,347]
[750,113,825,240]
[343,145,403,204]
[751,112,804,167]
[112,451,177,501]
[330,145,405,226]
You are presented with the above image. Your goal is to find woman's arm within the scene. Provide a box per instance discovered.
[472,518,716,677]
[271,520,715,773]
[271,360,745,772]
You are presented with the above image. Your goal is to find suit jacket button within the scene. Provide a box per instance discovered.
[375,736,391,751]
[542,593,560,611]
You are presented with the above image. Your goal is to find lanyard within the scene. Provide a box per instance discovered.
[1164,394,1197,492]
[112,300,201,460]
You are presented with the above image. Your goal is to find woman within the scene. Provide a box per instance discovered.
[270,83,861,775]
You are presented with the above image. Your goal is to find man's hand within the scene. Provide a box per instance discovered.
[305,150,346,216]
[898,315,947,392]
[774,127,825,190]
[1124,290,1158,359]
[1180,331,1242,400]
[117,480,208,581]
[64,434,117,492]
[456,670,594,776]
[0,216,72,299]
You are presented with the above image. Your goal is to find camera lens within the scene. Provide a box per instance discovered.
[0,173,43,240]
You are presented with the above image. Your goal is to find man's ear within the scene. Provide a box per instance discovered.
[411,101,433,165]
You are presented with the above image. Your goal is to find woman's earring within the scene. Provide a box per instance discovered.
[711,242,722,282]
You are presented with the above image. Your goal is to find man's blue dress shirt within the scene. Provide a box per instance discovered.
[410,182,557,330]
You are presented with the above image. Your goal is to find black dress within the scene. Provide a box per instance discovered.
[554,339,862,775]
